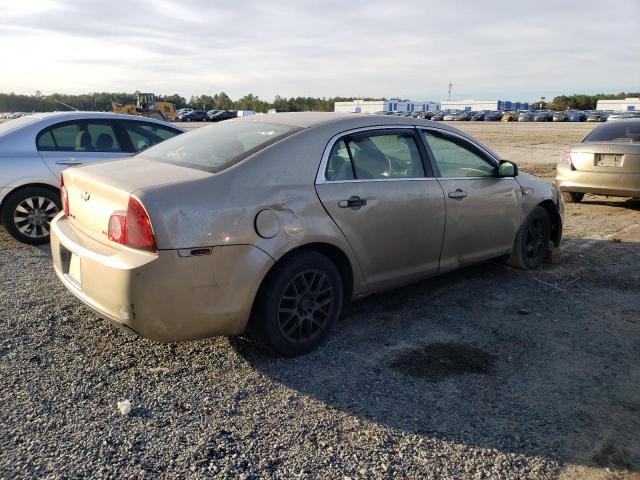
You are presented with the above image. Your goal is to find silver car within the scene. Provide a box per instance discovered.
[0,112,184,244]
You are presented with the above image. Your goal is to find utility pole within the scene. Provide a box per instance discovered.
[448,81,452,101]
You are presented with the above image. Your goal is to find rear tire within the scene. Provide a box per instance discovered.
[252,251,343,357]
[506,206,551,270]
[562,191,584,203]
[1,187,61,245]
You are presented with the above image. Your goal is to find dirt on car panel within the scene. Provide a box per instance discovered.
[388,342,494,381]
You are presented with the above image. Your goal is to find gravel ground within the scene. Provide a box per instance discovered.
[1,137,639,478]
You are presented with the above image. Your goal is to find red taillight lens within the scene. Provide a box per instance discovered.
[558,150,571,165]
[125,197,156,251]
[107,197,156,252]
[60,174,69,217]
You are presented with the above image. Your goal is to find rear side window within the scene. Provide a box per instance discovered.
[583,121,640,143]
[325,131,424,181]
[122,122,181,152]
[37,121,122,152]
[141,121,299,173]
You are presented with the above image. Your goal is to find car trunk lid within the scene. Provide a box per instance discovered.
[62,158,211,246]
[570,142,640,174]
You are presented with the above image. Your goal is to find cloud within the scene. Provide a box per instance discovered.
[0,0,638,100]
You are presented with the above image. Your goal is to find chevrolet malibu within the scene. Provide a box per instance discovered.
[51,113,563,356]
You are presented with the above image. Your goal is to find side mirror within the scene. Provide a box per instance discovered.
[498,160,518,177]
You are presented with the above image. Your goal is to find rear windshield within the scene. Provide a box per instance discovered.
[583,121,640,143]
[140,120,300,173]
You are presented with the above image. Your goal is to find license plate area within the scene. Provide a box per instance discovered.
[596,154,623,167]
[60,245,81,289]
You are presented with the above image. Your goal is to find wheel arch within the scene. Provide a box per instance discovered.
[251,242,355,321]
[537,199,562,247]
[0,183,60,220]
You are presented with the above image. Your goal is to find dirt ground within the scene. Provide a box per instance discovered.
[1,120,639,479]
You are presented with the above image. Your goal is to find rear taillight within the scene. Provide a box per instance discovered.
[60,174,69,217]
[107,197,157,252]
[558,150,572,166]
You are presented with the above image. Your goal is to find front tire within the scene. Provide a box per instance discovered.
[562,191,584,203]
[252,251,343,357]
[506,206,551,270]
[1,187,60,245]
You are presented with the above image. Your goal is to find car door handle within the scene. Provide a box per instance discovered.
[448,189,467,199]
[55,160,83,165]
[338,196,367,209]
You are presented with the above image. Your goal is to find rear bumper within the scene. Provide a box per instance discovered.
[556,164,640,197]
[50,214,274,342]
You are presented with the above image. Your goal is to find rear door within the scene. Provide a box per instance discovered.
[419,128,521,272]
[315,127,446,291]
[116,120,182,153]
[36,119,129,180]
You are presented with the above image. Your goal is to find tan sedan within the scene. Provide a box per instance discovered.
[556,119,640,202]
[51,113,563,356]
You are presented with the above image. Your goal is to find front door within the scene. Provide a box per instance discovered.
[419,128,521,272]
[36,120,129,180]
[315,128,446,291]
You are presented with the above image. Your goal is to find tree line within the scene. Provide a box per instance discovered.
[547,92,639,111]
[0,91,385,113]
[1,91,638,113]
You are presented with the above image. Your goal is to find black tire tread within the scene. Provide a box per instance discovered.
[251,250,343,357]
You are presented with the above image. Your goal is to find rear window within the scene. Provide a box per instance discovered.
[583,121,640,143]
[140,120,300,173]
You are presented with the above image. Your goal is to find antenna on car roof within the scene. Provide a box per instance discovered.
[54,100,79,111]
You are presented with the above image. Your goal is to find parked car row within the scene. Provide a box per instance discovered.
[1,112,38,119]
[373,109,640,123]
[176,108,254,122]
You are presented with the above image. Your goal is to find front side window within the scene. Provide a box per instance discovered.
[37,121,122,152]
[123,122,181,152]
[421,131,495,178]
[141,121,299,173]
[325,131,424,181]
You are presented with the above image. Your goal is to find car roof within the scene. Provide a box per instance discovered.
[236,112,502,159]
[0,111,185,138]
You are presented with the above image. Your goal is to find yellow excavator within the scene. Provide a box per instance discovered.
[111,92,177,122]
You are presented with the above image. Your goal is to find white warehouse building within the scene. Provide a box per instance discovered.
[440,99,530,112]
[334,100,440,114]
[596,98,640,112]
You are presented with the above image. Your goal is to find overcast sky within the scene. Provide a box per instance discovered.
[0,0,638,101]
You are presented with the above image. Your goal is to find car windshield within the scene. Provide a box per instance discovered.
[583,121,640,143]
[140,120,300,173]
[0,115,40,136]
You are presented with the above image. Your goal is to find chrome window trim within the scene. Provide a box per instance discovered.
[315,125,426,185]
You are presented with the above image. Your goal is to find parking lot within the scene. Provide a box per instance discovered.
[1,122,639,479]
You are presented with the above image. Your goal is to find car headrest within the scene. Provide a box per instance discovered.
[95,133,113,151]
[75,131,92,151]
